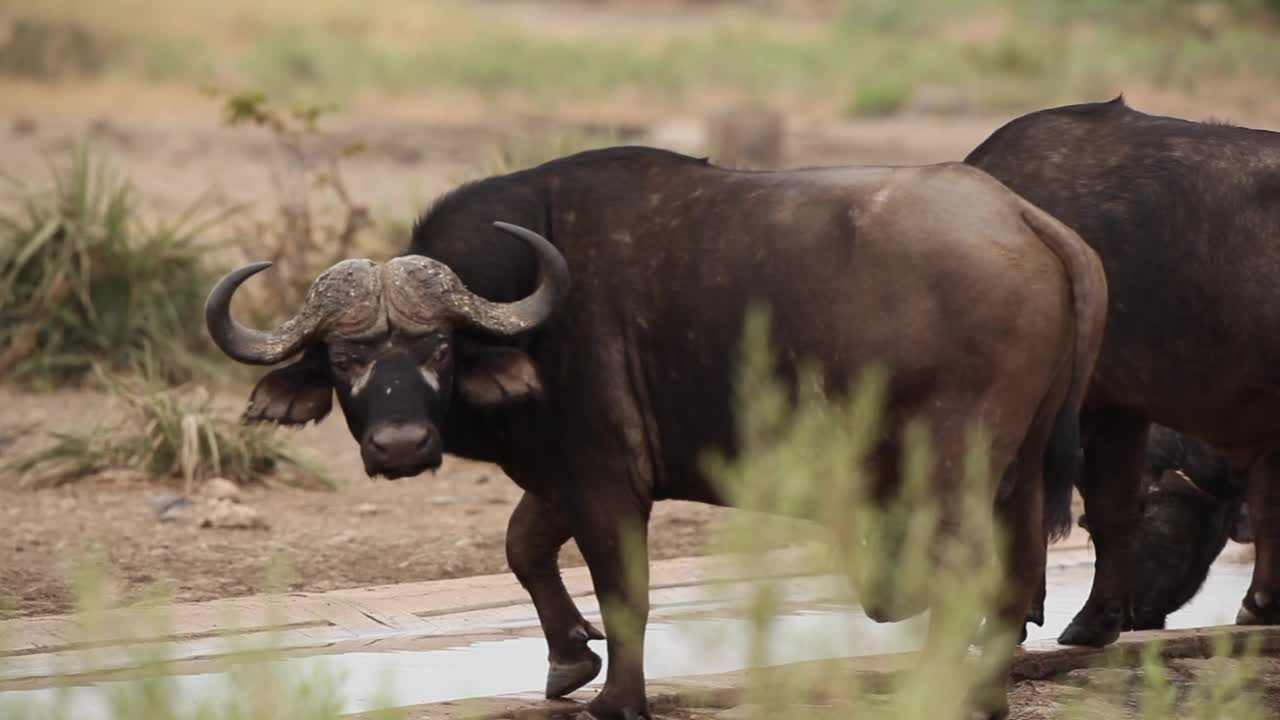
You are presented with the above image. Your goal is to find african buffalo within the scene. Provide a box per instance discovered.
[1078,425,1250,630]
[205,147,1105,719]
[965,96,1280,647]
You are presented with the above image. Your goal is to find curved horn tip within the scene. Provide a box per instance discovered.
[205,260,272,298]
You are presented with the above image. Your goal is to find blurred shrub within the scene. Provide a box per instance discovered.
[0,17,105,80]
[9,360,332,490]
[204,87,379,327]
[847,74,914,116]
[0,144,228,388]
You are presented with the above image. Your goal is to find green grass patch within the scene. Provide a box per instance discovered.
[0,143,230,389]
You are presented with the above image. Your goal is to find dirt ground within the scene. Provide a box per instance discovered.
[4,75,1280,621]
[616,658,1280,720]
[0,384,738,617]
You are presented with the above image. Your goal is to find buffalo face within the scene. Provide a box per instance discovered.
[1130,469,1239,628]
[204,222,570,480]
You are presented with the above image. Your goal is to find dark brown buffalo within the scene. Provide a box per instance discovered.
[205,147,1105,719]
[965,96,1280,648]
[1078,425,1250,629]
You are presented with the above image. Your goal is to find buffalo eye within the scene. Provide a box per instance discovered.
[428,342,451,367]
[329,350,367,377]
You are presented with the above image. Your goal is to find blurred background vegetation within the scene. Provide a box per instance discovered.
[1,0,1279,116]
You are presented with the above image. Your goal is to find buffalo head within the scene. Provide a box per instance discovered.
[1079,426,1250,630]
[205,222,570,479]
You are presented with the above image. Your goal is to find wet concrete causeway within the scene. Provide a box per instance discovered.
[0,533,1261,718]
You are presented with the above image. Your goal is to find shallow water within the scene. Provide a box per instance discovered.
[0,559,1256,718]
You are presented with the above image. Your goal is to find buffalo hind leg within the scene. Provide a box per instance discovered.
[570,485,653,720]
[506,491,606,698]
[1237,449,1280,625]
[974,460,1046,720]
[1059,411,1148,647]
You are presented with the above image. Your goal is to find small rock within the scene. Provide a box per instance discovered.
[198,499,268,530]
[431,495,457,506]
[454,537,473,548]
[706,101,785,170]
[353,502,381,516]
[11,116,36,136]
[202,477,242,502]
[151,494,193,522]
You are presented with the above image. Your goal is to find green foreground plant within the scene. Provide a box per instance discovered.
[684,305,1271,719]
[0,553,404,720]
[9,360,332,490]
[0,144,229,388]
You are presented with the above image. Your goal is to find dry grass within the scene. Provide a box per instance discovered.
[8,361,333,490]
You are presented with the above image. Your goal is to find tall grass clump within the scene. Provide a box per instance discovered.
[9,360,332,491]
[0,143,227,388]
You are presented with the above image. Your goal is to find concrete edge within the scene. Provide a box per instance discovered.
[352,625,1280,719]
[0,548,827,658]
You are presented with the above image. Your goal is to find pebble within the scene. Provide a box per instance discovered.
[198,499,268,530]
[202,477,242,502]
[353,502,381,516]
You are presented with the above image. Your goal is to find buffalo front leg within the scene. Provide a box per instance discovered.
[1059,411,1148,647]
[570,487,653,720]
[1237,450,1280,625]
[506,491,606,698]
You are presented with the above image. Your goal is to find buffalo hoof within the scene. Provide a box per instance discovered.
[1058,607,1125,648]
[1237,591,1280,625]
[546,651,603,698]
[546,622,607,698]
[1025,605,1044,627]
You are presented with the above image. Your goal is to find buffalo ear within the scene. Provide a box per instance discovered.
[456,347,542,407]
[243,353,334,426]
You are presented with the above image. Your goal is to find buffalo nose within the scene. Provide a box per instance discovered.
[366,423,439,471]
